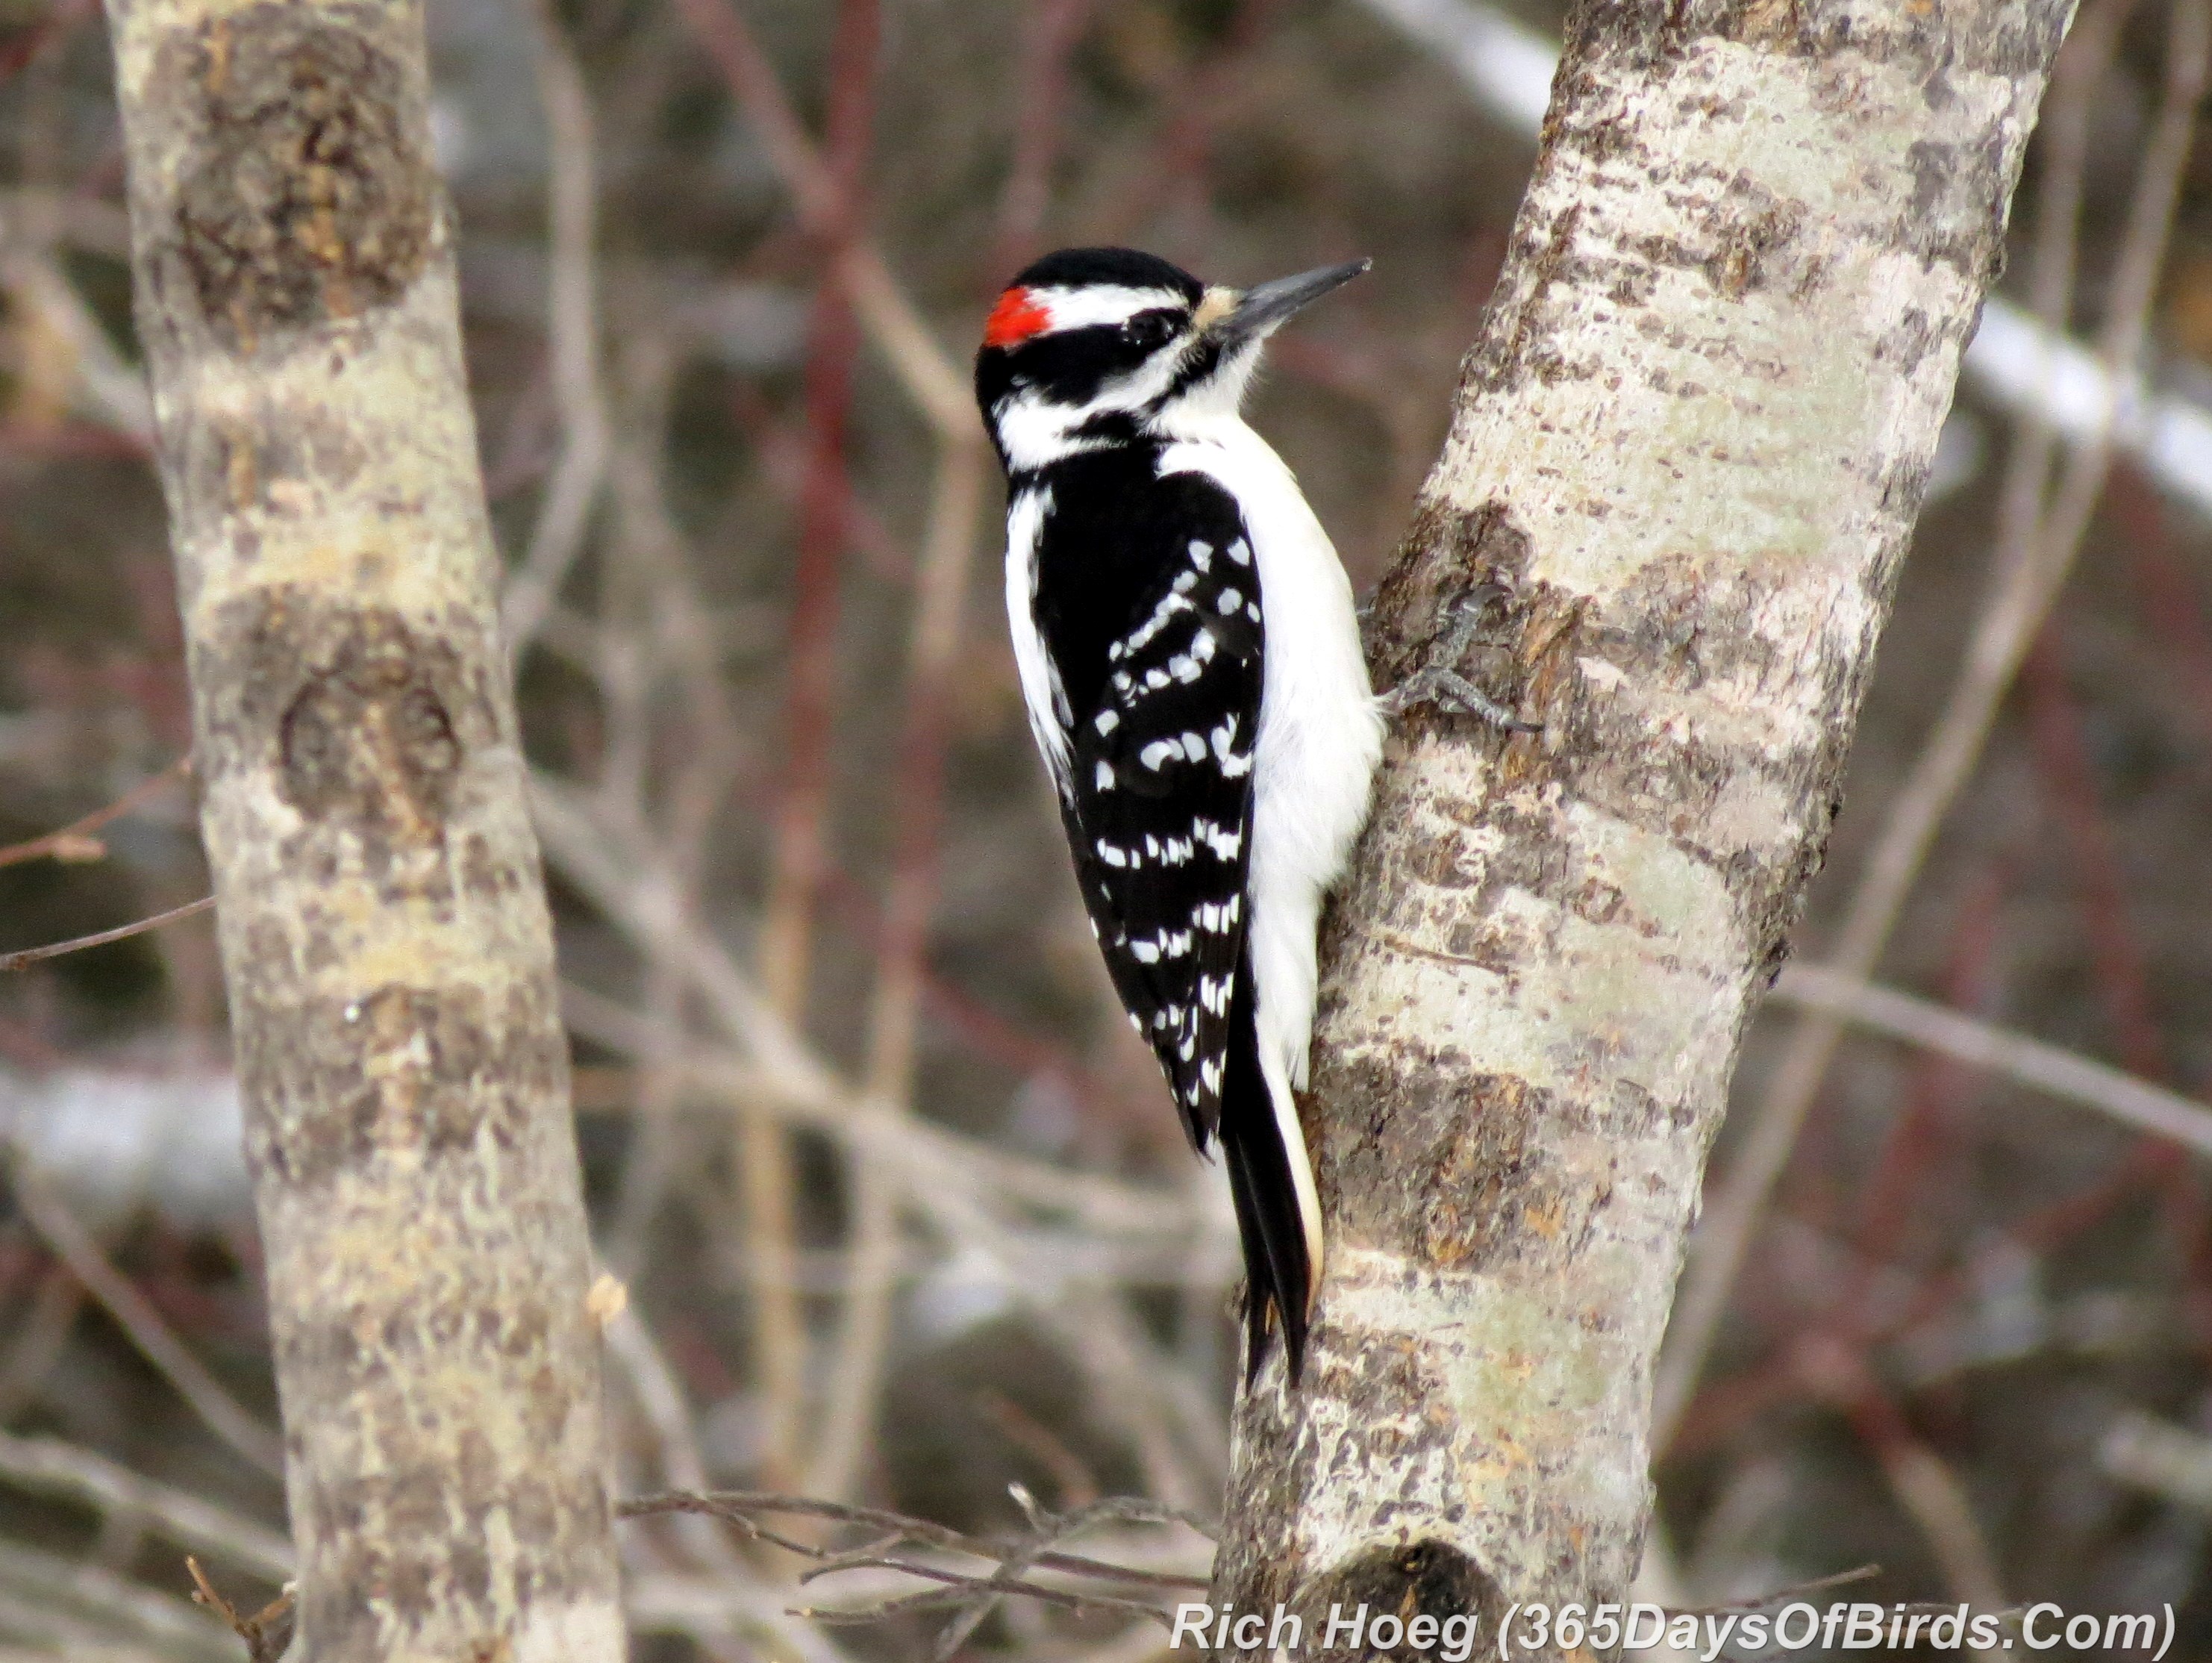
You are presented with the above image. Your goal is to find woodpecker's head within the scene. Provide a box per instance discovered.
[974,246,1369,472]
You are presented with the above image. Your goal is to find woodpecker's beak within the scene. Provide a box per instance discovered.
[1205,258,1371,346]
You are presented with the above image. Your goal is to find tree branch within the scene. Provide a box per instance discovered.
[1214,1,2075,1643]
[99,0,627,1654]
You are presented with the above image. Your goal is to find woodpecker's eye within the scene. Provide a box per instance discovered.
[1122,312,1177,350]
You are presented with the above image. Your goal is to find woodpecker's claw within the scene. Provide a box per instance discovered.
[1383,667,1540,731]
[1383,587,1541,734]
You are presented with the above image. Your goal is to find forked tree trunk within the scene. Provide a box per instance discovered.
[1215,1,2072,1649]
[103,0,626,1657]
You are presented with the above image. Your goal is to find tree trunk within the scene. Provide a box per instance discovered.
[103,1,627,1658]
[1215,1,2072,1649]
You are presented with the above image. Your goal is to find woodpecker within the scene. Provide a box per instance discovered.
[975,246,1385,1384]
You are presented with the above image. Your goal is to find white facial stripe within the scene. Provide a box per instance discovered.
[1031,284,1187,334]
[994,395,1095,472]
[992,338,1195,470]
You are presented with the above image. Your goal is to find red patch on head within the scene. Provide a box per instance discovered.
[984,286,1052,349]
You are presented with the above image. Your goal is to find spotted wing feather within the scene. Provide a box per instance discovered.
[1028,457,1262,1150]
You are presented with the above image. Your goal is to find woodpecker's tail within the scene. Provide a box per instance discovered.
[1221,948,1314,1385]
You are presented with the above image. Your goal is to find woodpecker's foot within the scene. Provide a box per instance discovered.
[1383,585,1541,733]
[1383,666,1540,731]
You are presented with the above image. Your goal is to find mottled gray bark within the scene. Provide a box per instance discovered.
[103,1,626,1658]
[1215,1,2071,1650]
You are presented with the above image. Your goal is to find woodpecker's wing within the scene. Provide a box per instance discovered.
[1025,455,1262,1151]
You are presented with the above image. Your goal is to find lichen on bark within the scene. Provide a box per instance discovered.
[1213,2,2074,1653]
[102,0,627,1656]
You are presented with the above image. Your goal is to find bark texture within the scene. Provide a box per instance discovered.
[104,1,626,1658]
[1215,1,2072,1648]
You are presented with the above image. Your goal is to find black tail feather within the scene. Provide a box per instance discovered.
[1219,948,1313,1386]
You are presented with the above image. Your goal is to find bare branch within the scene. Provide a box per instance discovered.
[499,0,612,652]
[806,432,989,1503]
[1,1156,284,1479]
[0,1538,234,1662]
[0,753,191,870]
[0,1432,293,1582]
[184,1558,296,1663]
[668,0,971,432]
[1217,0,2074,1637]
[0,895,214,973]
[2099,1410,2212,1514]
[619,1487,1209,1641]
[100,0,630,1648]
[1772,964,2212,1159]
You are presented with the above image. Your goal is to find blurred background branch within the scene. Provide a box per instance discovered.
[2,0,2211,1655]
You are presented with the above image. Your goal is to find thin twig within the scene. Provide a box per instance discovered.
[0,1432,292,1582]
[797,1559,1166,1626]
[1878,1440,2009,1629]
[0,754,191,870]
[749,0,885,1488]
[500,0,611,652]
[806,434,987,1503]
[618,1487,1208,1637]
[993,0,1095,267]
[1,1160,285,1479]
[1668,1562,1880,1618]
[183,1559,294,1663]
[669,0,971,433]
[2022,631,2170,1079]
[0,1264,81,1425]
[0,243,153,443]
[921,1482,1081,1660]
[617,1488,1213,1579]
[601,1310,765,1582]
[1798,1339,2009,1625]
[1831,872,2007,1336]
[1770,964,2212,1159]
[555,976,1193,1238]
[0,895,214,973]
[2100,1409,2212,1512]
[0,1538,234,1662]
[592,326,749,1286]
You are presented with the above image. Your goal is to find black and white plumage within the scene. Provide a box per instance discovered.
[975,247,1384,1384]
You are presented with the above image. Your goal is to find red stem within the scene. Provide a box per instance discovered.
[2022,624,2169,1080]
[1835,869,2010,1332]
[993,0,1098,272]
[760,0,881,1011]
